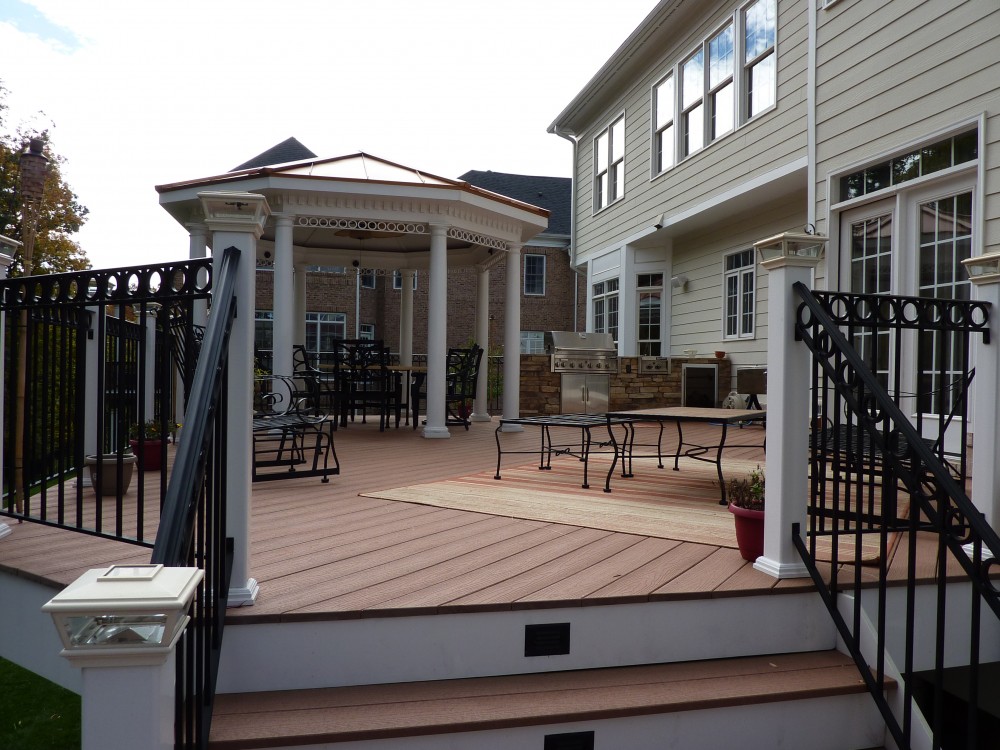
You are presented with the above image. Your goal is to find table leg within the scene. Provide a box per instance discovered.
[541,425,552,470]
[716,422,729,504]
[494,423,503,480]
[672,421,683,470]
[581,426,591,489]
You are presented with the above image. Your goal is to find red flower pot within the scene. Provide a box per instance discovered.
[129,439,163,471]
[729,503,765,561]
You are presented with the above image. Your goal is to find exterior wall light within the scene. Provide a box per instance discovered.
[43,564,203,667]
[753,231,829,269]
[962,252,1000,285]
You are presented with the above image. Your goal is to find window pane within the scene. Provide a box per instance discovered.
[745,0,776,61]
[611,117,625,162]
[921,140,951,174]
[682,51,703,110]
[709,25,734,88]
[524,254,546,295]
[655,75,674,129]
[684,103,704,154]
[748,52,775,116]
[611,163,624,201]
[657,125,674,172]
[596,132,609,170]
[712,81,734,139]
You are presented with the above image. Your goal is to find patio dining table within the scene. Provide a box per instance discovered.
[604,406,767,503]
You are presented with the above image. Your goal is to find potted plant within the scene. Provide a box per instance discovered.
[129,419,178,471]
[728,465,765,561]
[84,450,137,497]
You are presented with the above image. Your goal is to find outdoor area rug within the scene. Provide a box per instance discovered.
[361,456,766,550]
[362,455,906,565]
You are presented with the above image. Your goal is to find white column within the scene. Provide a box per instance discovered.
[0,246,14,538]
[423,225,450,438]
[273,215,295,377]
[500,243,523,431]
[399,269,415,367]
[293,264,307,347]
[200,192,269,606]
[472,265,491,422]
[967,272,1000,530]
[754,255,820,579]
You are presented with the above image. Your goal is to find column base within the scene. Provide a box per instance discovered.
[421,427,451,439]
[471,413,492,423]
[963,542,994,561]
[227,578,260,607]
[753,556,810,579]
[0,522,12,540]
[499,423,524,433]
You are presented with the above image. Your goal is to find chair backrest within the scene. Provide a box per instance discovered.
[446,344,483,398]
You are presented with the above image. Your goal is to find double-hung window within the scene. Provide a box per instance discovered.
[744,0,777,117]
[723,250,756,339]
[709,24,735,139]
[523,254,546,296]
[359,269,376,289]
[594,115,625,210]
[653,74,675,174]
[681,51,704,157]
[593,279,620,344]
[305,312,347,354]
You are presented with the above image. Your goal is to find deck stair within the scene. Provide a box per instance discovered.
[208,650,892,749]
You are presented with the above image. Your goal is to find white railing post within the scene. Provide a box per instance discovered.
[0,241,16,538]
[962,254,1000,533]
[42,564,203,750]
[200,192,270,606]
[753,233,826,578]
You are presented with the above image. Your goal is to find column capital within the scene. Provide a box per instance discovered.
[199,192,270,238]
[273,213,296,228]
[506,241,524,253]
[428,223,449,237]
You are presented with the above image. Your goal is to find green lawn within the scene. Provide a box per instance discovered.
[0,657,80,750]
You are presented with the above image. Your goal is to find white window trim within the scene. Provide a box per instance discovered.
[523,254,546,296]
[593,112,626,213]
[722,249,756,340]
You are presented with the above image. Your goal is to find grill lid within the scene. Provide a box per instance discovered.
[544,331,616,355]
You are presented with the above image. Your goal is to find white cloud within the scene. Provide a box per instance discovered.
[1,0,654,268]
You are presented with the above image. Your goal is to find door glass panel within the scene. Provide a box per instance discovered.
[849,213,893,387]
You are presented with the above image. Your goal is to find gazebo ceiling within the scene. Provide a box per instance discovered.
[156,152,549,269]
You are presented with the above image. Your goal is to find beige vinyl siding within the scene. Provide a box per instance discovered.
[573,0,811,263]
[668,201,804,385]
[813,0,1000,254]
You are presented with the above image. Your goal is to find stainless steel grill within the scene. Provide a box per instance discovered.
[544,331,618,414]
[544,331,618,374]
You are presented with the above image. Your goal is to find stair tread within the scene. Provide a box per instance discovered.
[209,650,891,748]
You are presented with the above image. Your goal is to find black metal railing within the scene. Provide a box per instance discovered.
[793,283,1000,749]
[1,260,212,543]
[151,246,240,749]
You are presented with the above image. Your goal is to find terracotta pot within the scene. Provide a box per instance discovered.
[129,439,163,471]
[729,502,765,561]
[85,453,137,497]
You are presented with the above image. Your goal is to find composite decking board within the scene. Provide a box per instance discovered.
[651,546,751,598]
[442,533,646,610]
[712,559,783,594]
[583,541,715,601]
[253,515,521,611]
[349,525,585,614]
[291,518,560,615]
[514,536,682,604]
[301,524,580,616]
[266,517,538,616]
[249,504,487,577]
[208,651,881,747]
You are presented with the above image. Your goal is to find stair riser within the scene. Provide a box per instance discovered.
[248,693,885,750]
[217,592,836,693]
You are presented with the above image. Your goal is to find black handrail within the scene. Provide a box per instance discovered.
[793,282,999,749]
[151,246,240,749]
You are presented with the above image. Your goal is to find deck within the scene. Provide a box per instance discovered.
[0,416,943,622]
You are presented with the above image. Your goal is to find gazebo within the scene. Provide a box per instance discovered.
[155,152,549,437]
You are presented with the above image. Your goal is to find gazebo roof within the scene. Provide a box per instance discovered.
[156,152,549,270]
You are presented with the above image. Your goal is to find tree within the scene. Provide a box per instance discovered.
[0,80,90,275]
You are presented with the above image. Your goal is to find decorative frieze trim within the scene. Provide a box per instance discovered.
[295,217,428,235]
[448,227,508,251]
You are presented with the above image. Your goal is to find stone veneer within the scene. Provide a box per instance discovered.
[519,355,733,415]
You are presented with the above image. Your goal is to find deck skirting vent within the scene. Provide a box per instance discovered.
[544,730,595,749]
[524,622,571,657]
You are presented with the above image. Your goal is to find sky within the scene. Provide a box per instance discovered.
[1,0,655,269]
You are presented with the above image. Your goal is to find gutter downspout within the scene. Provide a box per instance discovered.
[550,126,583,332]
